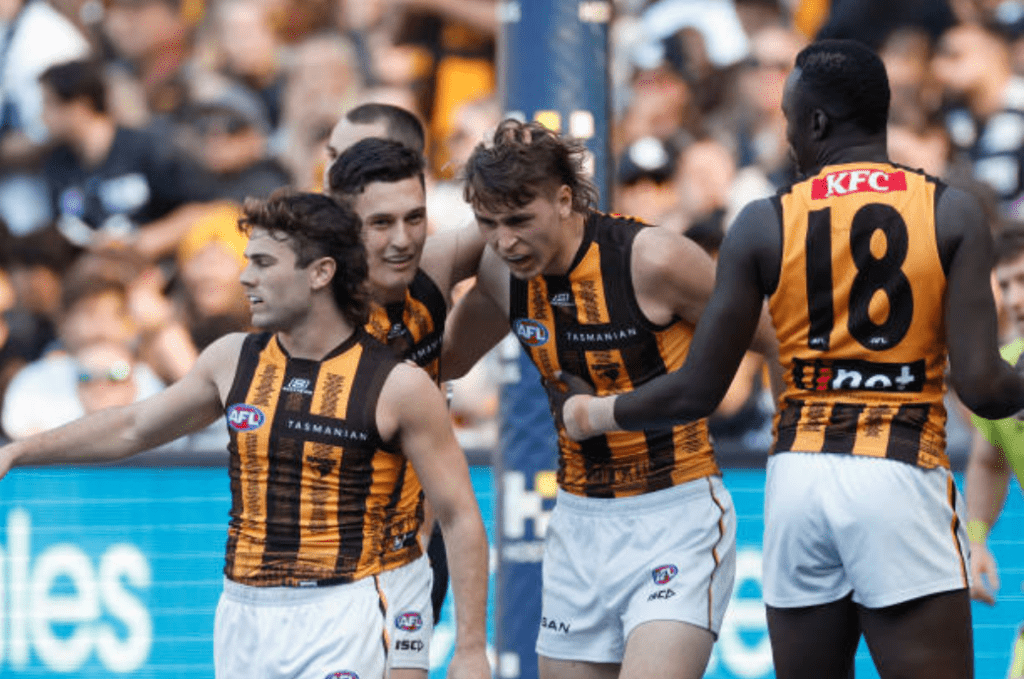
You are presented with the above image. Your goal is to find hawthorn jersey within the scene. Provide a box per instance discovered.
[222,330,423,587]
[769,162,950,468]
[510,211,718,498]
[365,269,446,383]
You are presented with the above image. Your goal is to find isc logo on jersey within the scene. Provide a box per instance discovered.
[514,319,549,346]
[652,564,678,585]
[395,611,423,631]
[226,404,266,431]
[811,169,907,199]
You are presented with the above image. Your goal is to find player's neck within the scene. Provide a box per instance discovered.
[276,301,357,361]
[549,210,587,275]
[813,137,889,174]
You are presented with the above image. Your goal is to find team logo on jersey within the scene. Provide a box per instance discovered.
[811,169,907,200]
[395,611,423,631]
[514,319,549,346]
[652,564,678,585]
[226,404,266,431]
[324,672,358,679]
[387,323,407,340]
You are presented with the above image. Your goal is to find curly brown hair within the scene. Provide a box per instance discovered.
[238,190,369,326]
[462,119,599,214]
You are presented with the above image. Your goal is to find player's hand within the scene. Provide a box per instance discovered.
[543,372,598,440]
[446,646,491,679]
[969,540,1000,605]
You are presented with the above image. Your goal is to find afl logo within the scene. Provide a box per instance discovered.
[652,564,678,585]
[513,319,549,346]
[227,404,266,432]
[395,611,423,631]
[324,673,358,679]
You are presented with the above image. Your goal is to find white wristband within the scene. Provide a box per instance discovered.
[587,395,620,435]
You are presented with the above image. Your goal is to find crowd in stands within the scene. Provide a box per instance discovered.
[0,0,1021,457]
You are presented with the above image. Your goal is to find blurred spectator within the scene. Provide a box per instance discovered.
[101,0,197,121]
[880,28,943,131]
[729,24,805,186]
[613,135,679,224]
[815,0,956,50]
[0,273,165,438]
[278,31,362,190]
[172,201,251,349]
[209,0,285,130]
[934,21,1024,216]
[633,0,750,72]
[0,0,90,234]
[38,58,200,247]
[617,64,697,147]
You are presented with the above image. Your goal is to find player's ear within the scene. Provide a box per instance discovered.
[308,256,337,290]
[557,184,573,218]
[810,108,830,141]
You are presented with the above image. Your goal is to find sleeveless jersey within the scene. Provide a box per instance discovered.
[222,330,423,587]
[769,162,950,468]
[365,269,446,383]
[510,211,719,498]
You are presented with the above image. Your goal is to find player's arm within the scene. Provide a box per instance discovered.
[633,224,778,356]
[439,247,510,381]
[420,223,487,303]
[940,188,1024,418]
[965,423,1011,605]
[378,363,490,679]
[563,199,779,439]
[0,333,238,479]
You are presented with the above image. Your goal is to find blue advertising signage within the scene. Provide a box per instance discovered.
[0,466,496,678]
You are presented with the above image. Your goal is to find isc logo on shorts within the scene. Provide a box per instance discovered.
[513,319,549,346]
[396,639,425,651]
[652,564,678,585]
[226,404,266,432]
[395,611,423,631]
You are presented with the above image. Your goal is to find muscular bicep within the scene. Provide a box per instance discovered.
[379,365,478,522]
[632,227,716,327]
[939,189,1021,415]
[614,201,775,429]
[441,281,509,380]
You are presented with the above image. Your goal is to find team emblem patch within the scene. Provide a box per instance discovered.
[324,672,358,679]
[226,404,266,431]
[395,611,423,631]
[513,319,549,346]
[652,564,678,585]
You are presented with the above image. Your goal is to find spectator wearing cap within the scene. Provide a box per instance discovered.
[38,58,202,248]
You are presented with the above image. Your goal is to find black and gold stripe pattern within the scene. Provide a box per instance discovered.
[510,211,719,498]
[770,163,950,469]
[365,269,446,383]
[223,330,424,587]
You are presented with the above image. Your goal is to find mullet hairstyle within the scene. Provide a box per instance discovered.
[238,190,370,326]
[462,119,599,214]
[327,138,425,204]
[794,39,890,135]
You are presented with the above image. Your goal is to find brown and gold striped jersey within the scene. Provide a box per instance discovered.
[222,330,423,587]
[510,211,719,498]
[365,269,447,383]
[769,162,949,468]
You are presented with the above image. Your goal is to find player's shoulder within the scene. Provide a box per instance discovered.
[195,333,249,375]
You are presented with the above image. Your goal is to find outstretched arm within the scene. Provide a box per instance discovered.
[940,188,1024,418]
[379,364,490,679]
[439,246,510,381]
[0,334,236,479]
[564,199,778,438]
